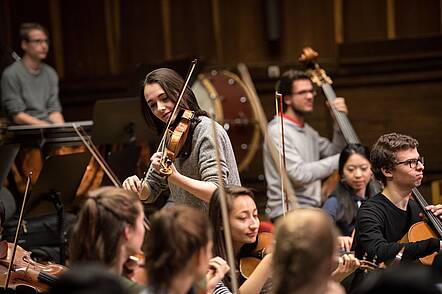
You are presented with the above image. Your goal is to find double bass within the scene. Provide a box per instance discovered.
[299,47,361,199]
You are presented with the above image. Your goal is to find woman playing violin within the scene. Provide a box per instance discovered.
[322,144,381,251]
[142,205,230,294]
[69,187,146,294]
[123,68,240,211]
[209,185,272,293]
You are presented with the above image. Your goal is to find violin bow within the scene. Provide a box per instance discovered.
[237,63,298,210]
[72,124,121,187]
[72,124,150,230]
[274,92,289,217]
[209,116,239,293]
[141,60,198,195]
[4,172,32,289]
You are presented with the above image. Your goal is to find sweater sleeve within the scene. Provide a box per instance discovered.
[1,70,26,115]
[267,123,339,186]
[45,66,62,113]
[356,204,440,262]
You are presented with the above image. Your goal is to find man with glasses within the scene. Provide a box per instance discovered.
[263,69,347,220]
[351,132,442,288]
[1,22,64,125]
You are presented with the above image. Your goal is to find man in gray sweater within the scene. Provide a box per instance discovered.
[264,70,347,221]
[1,23,64,125]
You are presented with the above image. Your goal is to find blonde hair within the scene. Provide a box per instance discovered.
[273,209,338,293]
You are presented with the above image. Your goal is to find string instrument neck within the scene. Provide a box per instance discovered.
[412,188,442,237]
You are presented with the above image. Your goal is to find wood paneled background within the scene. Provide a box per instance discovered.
[2,0,442,198]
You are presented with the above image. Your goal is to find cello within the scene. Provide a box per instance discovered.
[406,187,442,265]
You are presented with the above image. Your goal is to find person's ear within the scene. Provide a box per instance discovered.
[283,95,292,107]
[123,225,131,241]
[381,167,393,180]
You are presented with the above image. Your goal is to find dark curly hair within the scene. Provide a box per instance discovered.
[276,69,311,112]
[370,133,419,185]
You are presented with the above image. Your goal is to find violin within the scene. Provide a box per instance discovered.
[159,109,195,176]
[0,240,66,292]
[239,232,273,279]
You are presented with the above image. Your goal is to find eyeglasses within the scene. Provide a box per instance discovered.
[27,39,49,45]
[292,89,317,97]
[395,156,424,169]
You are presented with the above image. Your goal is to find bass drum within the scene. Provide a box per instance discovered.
[192,70,260,172]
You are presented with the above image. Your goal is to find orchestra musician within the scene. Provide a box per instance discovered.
[142,205,230,294]
[351,133,442,288]
[322,144,381,252]
[208,185,272,293]
[69,187,146,294]
[263,69,347,221]
[1,22,64,125]
[272,208,348,294]
[122,68,240,211]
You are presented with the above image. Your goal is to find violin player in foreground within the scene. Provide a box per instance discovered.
[123,68,240,211]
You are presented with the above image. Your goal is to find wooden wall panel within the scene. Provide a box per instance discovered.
[60,0,109,79]
[169,0,216,62]
[395,0,440,38]
[220,0,269,64]
[281,0,336,62]
[343,0,387,42]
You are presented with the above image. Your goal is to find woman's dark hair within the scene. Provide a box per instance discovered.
[145,205,212,291]
[69,187,142,268]
[208,185,255,289]
[140,68,206,135]
[334,144,376,229]
[49,263,126,294]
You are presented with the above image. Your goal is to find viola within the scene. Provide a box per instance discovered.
[239,232,273,279]
[0,240,66,292]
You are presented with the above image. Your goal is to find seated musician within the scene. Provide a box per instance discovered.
[142,205,230,294]
[208,185,272,293]
[351,133,442,287]
[123,68,240,211]
[69,187,146,294]
[1,23,64,125]
[322,144,381,251]
[273,208,347,294]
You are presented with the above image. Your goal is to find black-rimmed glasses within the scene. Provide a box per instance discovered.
[395,156,424,169]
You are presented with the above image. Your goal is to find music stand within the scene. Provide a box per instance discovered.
[91,97,156,146]
[25,152,90,218]
[24,152,90,264]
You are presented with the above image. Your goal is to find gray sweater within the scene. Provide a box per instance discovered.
[1,61,61,121]
[263,116,346,219]
[146,116,241,211]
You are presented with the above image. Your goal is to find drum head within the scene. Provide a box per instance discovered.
[192,70,260,172]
